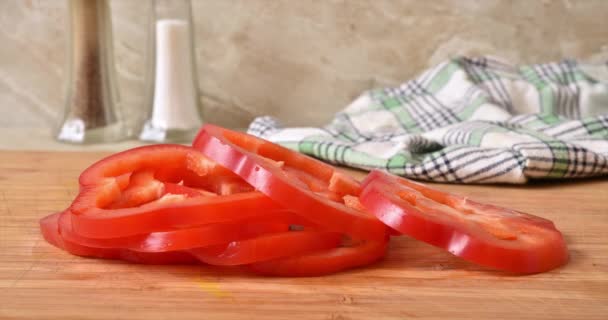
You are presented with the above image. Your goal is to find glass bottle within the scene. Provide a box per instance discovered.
[138,0,203,143]
[57,0,127,144]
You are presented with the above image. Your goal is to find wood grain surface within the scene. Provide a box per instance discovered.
[0,151,607,320]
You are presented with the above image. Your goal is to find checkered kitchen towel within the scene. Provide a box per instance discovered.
[248,57,608,184]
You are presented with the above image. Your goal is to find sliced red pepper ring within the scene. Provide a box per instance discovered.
[43,211,346,268]
[68,144,285,238]
[58,210,307,252]
[162,182,216,198]
[248,239,388,277]
[190,231,343,266]
[40,212,198,264]
[192,125,388,241]
[361,170,463,209]
[360,170,569,273]
[342,195,401,236]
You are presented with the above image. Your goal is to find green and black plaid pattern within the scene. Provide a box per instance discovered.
[248,57,608,184]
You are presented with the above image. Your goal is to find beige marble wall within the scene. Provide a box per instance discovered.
[1,0,607,133]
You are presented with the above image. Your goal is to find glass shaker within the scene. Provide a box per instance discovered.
[57,0,127,144]
[139,0,203,142]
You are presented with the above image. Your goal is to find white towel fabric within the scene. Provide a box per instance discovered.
[248,57,608,184]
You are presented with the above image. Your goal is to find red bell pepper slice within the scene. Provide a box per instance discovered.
[248,239,388,276]
[43,210,339,266]
[192,125,388,241]
[40,212,198,264]
[58,210,301,252]
[68,144,285,238]
[360,170,569,273]
[190,231,343,265]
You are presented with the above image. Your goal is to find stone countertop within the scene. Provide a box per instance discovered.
[3,1,607,133]
[0,127,252,151]
[0,128,162,151]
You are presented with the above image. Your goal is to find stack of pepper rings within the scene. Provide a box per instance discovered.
[40,125,569,276]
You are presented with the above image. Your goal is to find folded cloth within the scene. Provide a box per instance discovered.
[248,57,608,184]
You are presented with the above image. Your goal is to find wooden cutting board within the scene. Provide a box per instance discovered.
[1,151,606,320]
